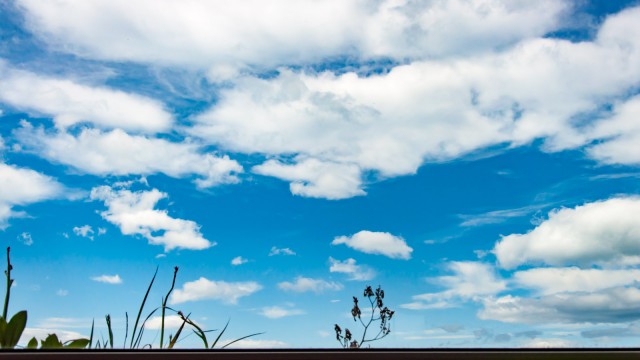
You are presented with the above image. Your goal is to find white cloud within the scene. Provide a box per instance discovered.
[186,7,640,198]
[16,123,242,189]
[73,225,94,240]
[332,230,412,260]
[520,338,576,348]
[145,315,194,330]
[268,246,295,256]
[17,0,568,75]
[91,274,122,284]
[170,277,262,305]
[253,158,365,200]
[231,256,248,266]
[328,257,375,281]
[404,262,506,310]
[90,185,213,251]
[56,289,68,297]
[277,276,343,293]
[0,162,64,228]
[493,197,640,269]
[259,306,305,319]
[586,95,640,165]
[221,339,288,349]
[478,285,640,324]
[17,232,33,246]
[0,61,172,132]
[513,267,640,296]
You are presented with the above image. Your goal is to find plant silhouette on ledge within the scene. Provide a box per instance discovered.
[334,285,394,348]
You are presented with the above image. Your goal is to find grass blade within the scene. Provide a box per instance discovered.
[211,319,230,348]
[89,319,94,349]
[160,266,178,349]
[221,332,265,349]
[130,266,158,348]
[133,306,159,348]
[123,312,128,348]
[167,312,188,349]
[105,314,113,349]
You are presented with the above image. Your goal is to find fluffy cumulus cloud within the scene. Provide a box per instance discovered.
[585,95,640,165]
[332,230,412,259]
[253,158,365,200]
[90,185,213,251]
[0,162,64,228]
[91,274,122,284]
[16,0,569,76]
[170,277,262,305]
[328,257,375,281]
[493,197,640,269]
[259,306,305,319]
[185,6,640,198]
[15,123,242,189]
[479,286,640,324]
[474,197,640,326]
[0,62,172,132]
[277,276,343,293]
[402,262,507,310]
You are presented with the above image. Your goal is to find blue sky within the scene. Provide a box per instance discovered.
[1,0,640,349]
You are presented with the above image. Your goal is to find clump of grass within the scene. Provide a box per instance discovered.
[99,265,264,349]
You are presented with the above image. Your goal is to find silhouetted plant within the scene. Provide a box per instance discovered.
[334,285,394,348]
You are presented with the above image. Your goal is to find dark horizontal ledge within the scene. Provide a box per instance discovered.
[1,348,639,360]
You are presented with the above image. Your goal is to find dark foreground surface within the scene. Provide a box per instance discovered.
[0,349,639,359]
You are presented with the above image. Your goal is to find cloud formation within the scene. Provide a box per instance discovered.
[0,163,64,228]
[403,262,506,310]
[91,274,122,284]
[328,257,375,281]
[259,306,305,319]
[332,230,412,259]
[277,276,343,293]
[17,0,569,76]
[0,62,172,132]
[90,185,213,251]
[170,277,262,305]
[493,197,640,269]
[16,123,242,189]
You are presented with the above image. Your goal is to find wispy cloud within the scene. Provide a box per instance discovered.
[91,274,122,284]
[259,306,305,319]
[231,256,248,266]
[328,257,375,281]
[269,246,296,256]
[278,276,343,293]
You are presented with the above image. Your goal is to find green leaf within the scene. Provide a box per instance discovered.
[40,334,63,349]
[26,337,38,349]
[64,338,90,349]
[3,310,27,348]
